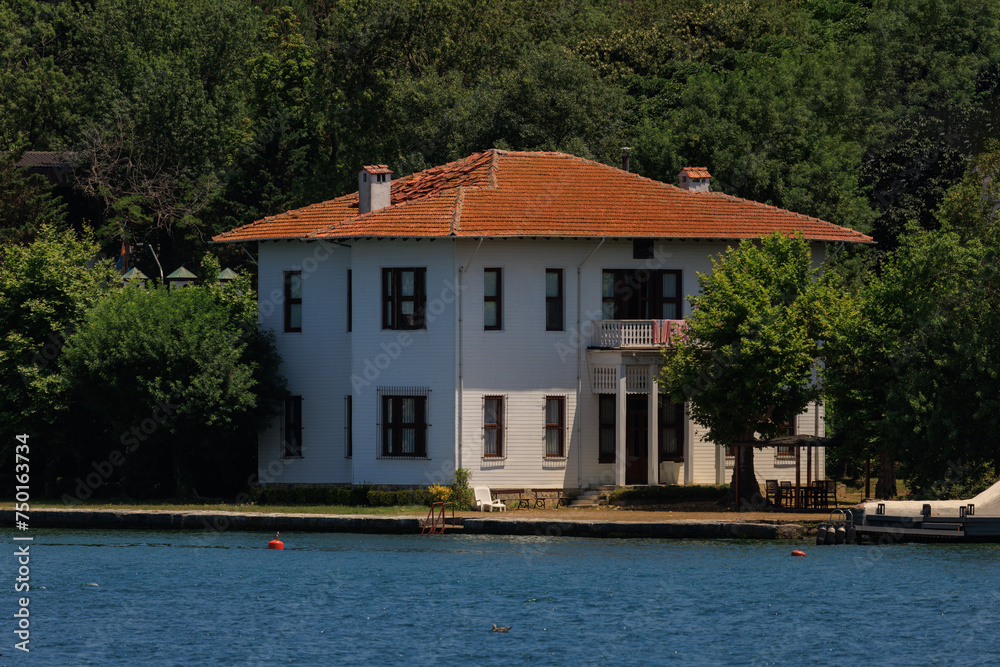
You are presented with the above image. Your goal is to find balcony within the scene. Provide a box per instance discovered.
[591,319,687,349]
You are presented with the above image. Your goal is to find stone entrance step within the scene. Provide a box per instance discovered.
[569,486,614,508]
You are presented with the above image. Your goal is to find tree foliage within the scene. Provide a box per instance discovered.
[57,274,285,498]
[0,226,117,492]
[659,233,837,506]
[825,226,1000,498]
[5,0,998,271]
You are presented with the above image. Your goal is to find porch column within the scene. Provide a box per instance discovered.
[647,365,658,485]
[616,363,627,486]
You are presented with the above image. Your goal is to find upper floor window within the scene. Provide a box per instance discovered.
[633,239,654,259]
[284,271,302,332]
[346,269,352,332]
[602,269,682,320]
[382,268,426,330]
[484,268,502,330]
[545,269,563,331]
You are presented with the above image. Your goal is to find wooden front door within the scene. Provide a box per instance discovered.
[625,396,648,484]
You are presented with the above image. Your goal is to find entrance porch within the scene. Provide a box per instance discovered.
[591,360,685,487]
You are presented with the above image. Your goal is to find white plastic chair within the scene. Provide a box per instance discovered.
[474,487,507,512]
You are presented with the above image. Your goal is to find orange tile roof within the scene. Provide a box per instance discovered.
[213,150,873,244]
[362,164,393,174]
[680,167,711,179]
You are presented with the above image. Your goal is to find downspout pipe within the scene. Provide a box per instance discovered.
[457,237,485,475]
[576,237,606,488]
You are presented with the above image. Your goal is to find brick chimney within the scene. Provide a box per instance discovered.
[677,167,711,193]
[358,164,393,214]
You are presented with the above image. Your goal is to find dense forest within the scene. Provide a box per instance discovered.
[3,0,998,267]
[3,0,1000,499]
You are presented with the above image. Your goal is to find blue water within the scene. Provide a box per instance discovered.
[2,529,999,666]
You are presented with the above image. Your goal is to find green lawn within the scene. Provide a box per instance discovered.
[15,501,431,515]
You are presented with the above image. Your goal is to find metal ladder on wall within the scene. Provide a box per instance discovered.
[421,502,456,534]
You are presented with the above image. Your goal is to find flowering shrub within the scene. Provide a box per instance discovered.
[428,484,452,503]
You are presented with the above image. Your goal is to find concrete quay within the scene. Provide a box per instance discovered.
[3,508,805,540]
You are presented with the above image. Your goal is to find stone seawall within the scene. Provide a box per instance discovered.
[2,509,804,540]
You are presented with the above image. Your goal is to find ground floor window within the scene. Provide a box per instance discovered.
[344,395,352,458]
[545,396,566,457]
[776,421,796,457]
[378,387,429,458]
[599,395,615,463]
[283,396,302,458]
[658,396,684,461]
[483,395,505,458]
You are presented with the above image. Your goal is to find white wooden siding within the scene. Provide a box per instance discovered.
[349,240,458,486]
[254,235,829,490]
[256,240,353,485]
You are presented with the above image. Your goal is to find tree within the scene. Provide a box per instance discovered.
[0,225,117,492]
[57,272,285,498]
[825,226,1000,498]
[856,0,1000,249]
[67,0,265,268]
[659,233,837,508]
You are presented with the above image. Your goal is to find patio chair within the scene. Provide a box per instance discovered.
[779,481,793,508]
[765,480,781,508]
[811,480,829,509]
[821,479,837,507]
[474,487,507,512]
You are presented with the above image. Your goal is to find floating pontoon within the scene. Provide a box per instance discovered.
[856,479,1000,543]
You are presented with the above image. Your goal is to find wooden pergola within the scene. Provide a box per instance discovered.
[729,435,834,509]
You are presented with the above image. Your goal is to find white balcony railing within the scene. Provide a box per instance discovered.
[591,319,688,348]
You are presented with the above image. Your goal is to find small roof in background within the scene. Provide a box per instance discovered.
[14,151,73,185]
[122,267,148,281]
[217,267,238,281]
[361,164,393,174]
[166,266,198,280]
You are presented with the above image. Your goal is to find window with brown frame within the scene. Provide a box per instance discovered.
[284,271,302,332]
[483,395,504,457]
[545,269,563,331]
[598,395,615,463]
[776,421,796,457]
[380,394,427,458]
[484,268,502,330]
[658,396,684,461]
[601,269,682,320]
[382,268,426,330]
[545,396,566,457]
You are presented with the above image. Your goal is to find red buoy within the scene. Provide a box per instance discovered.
[268,532,284,550]
[791,550,807,557]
